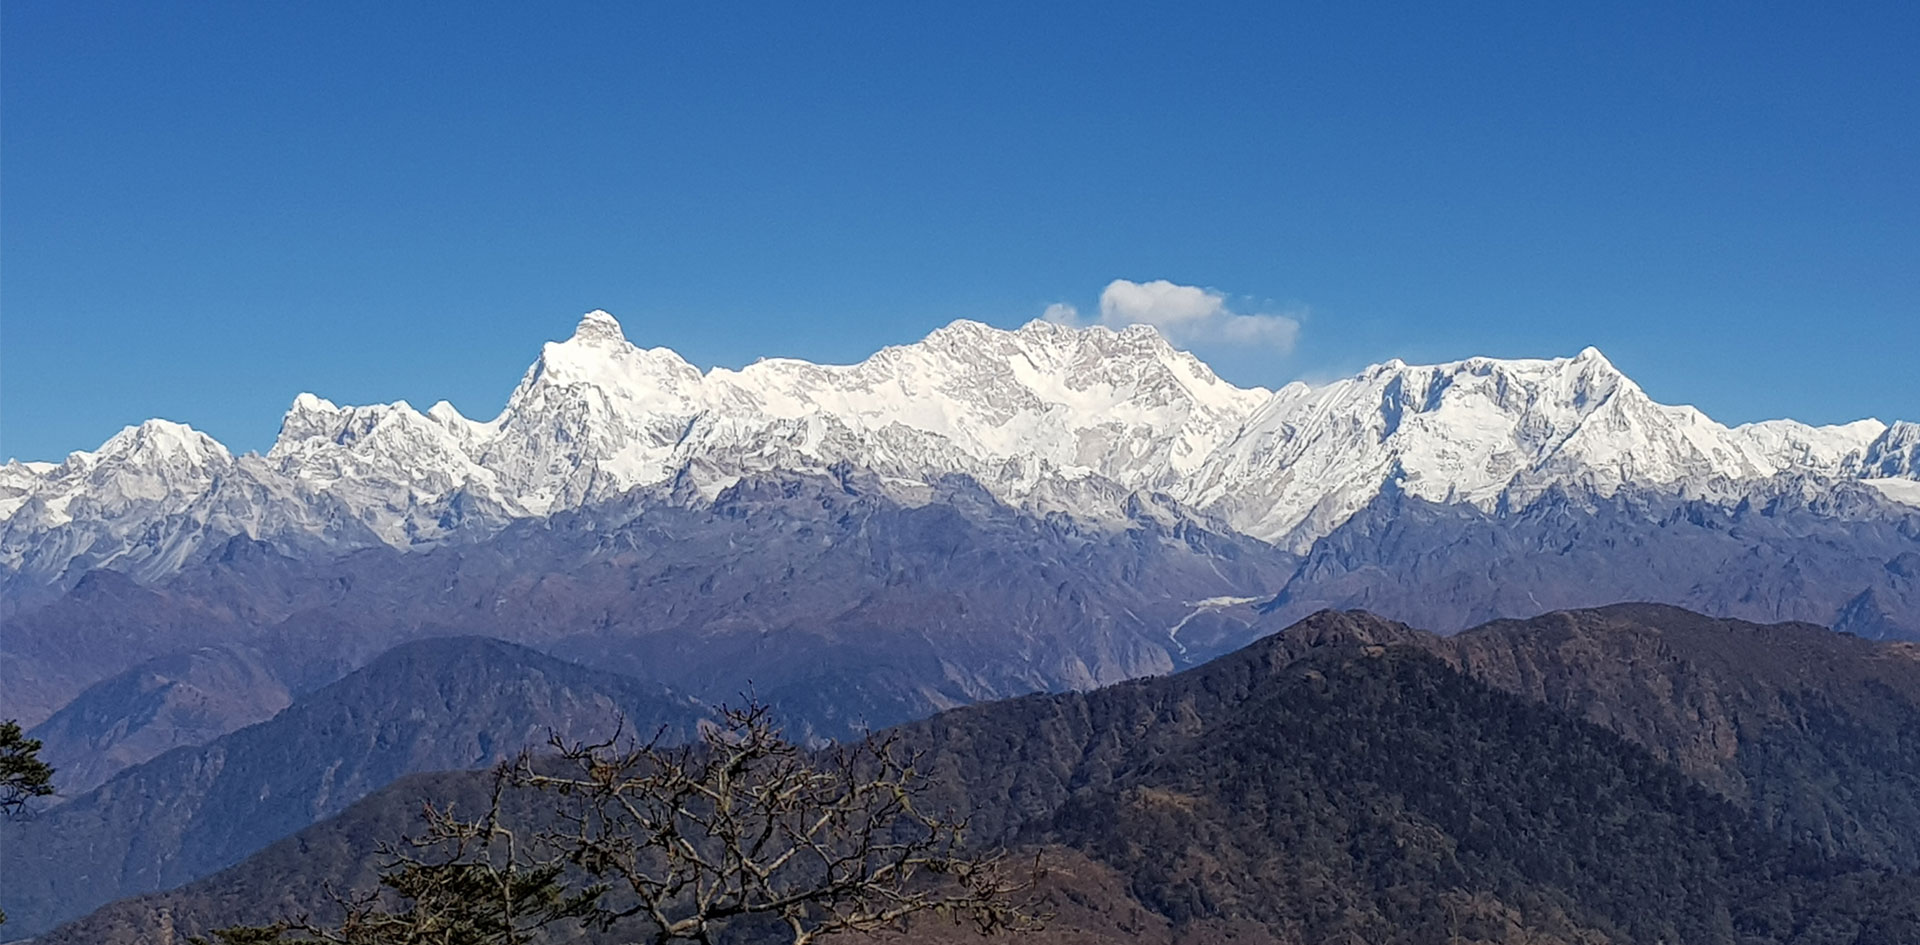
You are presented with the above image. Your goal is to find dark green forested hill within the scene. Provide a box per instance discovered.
[1434,604,1920,870]
[1038,646,1917,943]
[38,609,1920,945]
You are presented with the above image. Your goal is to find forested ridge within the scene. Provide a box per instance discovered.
[37,609,1920,944]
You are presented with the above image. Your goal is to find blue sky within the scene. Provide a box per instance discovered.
[4,1,1915,461]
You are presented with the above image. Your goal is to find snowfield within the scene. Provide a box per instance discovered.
[3,311,1913,585]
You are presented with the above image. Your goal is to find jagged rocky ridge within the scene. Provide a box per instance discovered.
[4,312,1918,756]
[4,311,1915,594]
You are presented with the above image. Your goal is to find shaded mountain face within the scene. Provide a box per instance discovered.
[0,568,251,729]
[0,636,705,938]
[1263,482,1920,639]
[2,471,1297,741]
[27,644,290,796]
[44,608,1920,945]
[892,606,1920,870]
[9,462,1916,796]
[1405,604,1920,871]
[1032,647,1918,944]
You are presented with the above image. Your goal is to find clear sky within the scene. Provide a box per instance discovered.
[4,1,1915,461]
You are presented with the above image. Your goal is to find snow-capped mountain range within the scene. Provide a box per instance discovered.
[4,311,1915,587]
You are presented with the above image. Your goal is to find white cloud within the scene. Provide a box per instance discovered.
[1043,279,1301,352]
[1041,302,1082,325]
[1098,278,1228,330]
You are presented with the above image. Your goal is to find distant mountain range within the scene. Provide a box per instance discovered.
[5,312,1915,591]
[32,605,1920,944]
[4,315,1916,804]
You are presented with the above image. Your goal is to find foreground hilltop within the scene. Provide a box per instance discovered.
[33,604,1920,944]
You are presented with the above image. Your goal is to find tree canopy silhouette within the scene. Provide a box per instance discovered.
[194,702,1036,945]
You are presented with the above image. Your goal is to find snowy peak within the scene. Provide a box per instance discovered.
[1376,349,1634,437]
[272,393,353,450]
[523,309,707,393]
[5,312,1913,586]
[1185,347,1831,546]
[473,313,710,510]
[569,309,628,346]
[1860,421,1920,478]
[511,312,703,409]
[1734,418,1887,476]
[0,419,234,575]
[698,317,1271,494]
[271,396,477,475]
[93,419,233,470]
[271,395,441,465]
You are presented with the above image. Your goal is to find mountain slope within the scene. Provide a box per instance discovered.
[1858,421,1920,478]
[0,314,1272,589]
[1262,480,1920,639]
[1032,645,1917,943]
[43,607,1920,945]
[0,568,252,728]
[8,313,1916,743]
[1181,346,1884,545]
[27,644,290,796]
[2,470,1298,748]
[0,636,705,938]
[1441,604,1920,869]
[7,314,1915,737]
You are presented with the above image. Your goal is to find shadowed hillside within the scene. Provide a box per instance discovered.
[40,608,1920,944]
[0,636,704,937]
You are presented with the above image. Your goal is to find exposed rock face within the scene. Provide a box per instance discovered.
[1857,420,1920,478]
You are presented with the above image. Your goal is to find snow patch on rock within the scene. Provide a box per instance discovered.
[5,310,1912,583]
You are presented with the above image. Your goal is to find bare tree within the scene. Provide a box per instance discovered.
[198,703,1037,945]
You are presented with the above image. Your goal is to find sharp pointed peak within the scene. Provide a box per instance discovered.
[1572,345,1618,369]
[569,310,629,346]
[426,400,472,425]
[289,392,341,413]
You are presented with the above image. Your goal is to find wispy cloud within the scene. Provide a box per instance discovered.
[1044,279,1301,352]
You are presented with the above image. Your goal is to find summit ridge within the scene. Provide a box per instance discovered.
[1,312,1911,584]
